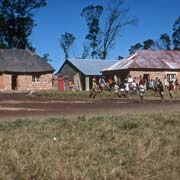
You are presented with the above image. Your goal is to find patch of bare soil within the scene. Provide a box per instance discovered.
[0,93,180,120]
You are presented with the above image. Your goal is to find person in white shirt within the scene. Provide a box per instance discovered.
[131,80,137,95]
[113,83,121,97]
[139,82,145,103]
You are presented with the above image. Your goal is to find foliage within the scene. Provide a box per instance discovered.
[159,33,171,50]
[143,39,155,50]
[128,16,180,54]
[0,0,46,50]
[59,32,75,59]
[42,53,52,62]
[172,16,180,50]
[81,5,103,59]
[1,113,180,179]
[81,43,90,59]
[128,42,143,54]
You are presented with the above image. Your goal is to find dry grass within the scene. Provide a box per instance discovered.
[0,114,180,179]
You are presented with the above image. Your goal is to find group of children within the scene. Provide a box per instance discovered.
[89,75,176,103]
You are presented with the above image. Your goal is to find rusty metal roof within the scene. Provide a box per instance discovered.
[103,50,180,72]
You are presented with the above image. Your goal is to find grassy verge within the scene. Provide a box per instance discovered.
[32,90,112,99]
[32,89,180,100]
[0,113,180,179]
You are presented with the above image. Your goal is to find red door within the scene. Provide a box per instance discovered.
[58,76,64,91]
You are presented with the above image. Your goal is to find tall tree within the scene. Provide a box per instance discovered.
[81,5,103,59]
[42,53,52,62]
[100,0,137,59]
[158,33,171,50]
[59,32,75,59]
[0,0,46,50]
[128,43,143,54]
[172,16,180,50]
[143,39,155,50]
[81,43,90,59]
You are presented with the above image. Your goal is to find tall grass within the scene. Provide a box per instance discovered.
[0,114,180,179]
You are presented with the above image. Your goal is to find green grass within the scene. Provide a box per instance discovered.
[32,89,180,100]
[1,114,180,179]
[32,90,113,99]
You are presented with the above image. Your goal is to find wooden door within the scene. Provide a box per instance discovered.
[12,75,18,90]
[58,76,64,91]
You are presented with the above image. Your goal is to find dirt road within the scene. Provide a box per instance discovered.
[0,93,180,120]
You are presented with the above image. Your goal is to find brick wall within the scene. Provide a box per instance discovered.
[0,73,53,91]
[0,74,3,89]
[18,74,53,91]
[3,74,11,90]
[130,70,180,81]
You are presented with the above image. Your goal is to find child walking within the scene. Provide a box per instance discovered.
[158,80,165,102]
[139,82,145,103]
[168,81,174,102]
[89,78,99,99]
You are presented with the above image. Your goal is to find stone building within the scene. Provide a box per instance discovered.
[0,49,54,92]
[56,58,118,91]
[102,50,180,82]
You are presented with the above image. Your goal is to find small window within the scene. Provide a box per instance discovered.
[167,74,176,82]
[32,75,41,82]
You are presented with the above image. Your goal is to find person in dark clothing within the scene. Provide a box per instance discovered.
[158,80,164,102]
[168,81,174,102]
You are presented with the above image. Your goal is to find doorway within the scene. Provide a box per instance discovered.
[12,75,18,90]
[143,74,150,82]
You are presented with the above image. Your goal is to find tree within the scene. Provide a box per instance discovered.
[42,53,52,62]
[0,0,46,50]
[154,33,171,50]
[81,43,90,59]
[128,43,143,54]
[172,16,180,50]
[143,39,155,50]
[100,0,137,59]
[81,5,103,59]
[59,32,75,59]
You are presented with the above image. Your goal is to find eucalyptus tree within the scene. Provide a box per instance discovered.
[172,16,180,50]
[128,43,143,54]
[100,0,137,59]
[59,32,75,59]
[159,33,171,50]
[0,0,46,50]
[81,5,103,59]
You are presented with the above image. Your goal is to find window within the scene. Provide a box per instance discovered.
[32,75,41,82]
[167,74,176,82]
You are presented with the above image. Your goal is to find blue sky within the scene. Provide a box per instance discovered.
[30,0,180,72]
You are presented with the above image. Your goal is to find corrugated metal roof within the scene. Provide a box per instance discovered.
[68,59,119,75]
[0,49,54,73]
[102,50,180,72]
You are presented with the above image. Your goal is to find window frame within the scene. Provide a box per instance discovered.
[166,74,176,82]
[32,75,41,83]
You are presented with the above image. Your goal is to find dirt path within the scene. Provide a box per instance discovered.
[0,93,180,120]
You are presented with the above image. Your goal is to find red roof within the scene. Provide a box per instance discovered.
[103,50,180,71]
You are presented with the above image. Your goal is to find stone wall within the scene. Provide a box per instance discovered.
[3,74,11,91]
[0,73,53,91]
[130,70,180,81]
[18,74,53,91]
